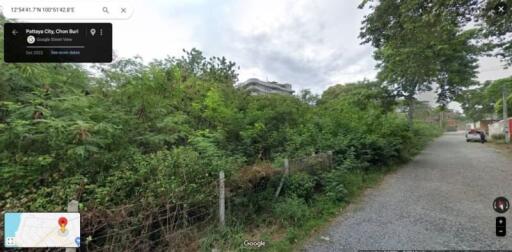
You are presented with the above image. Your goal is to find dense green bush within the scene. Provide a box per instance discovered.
[321,169,349,202]
[492,133,505,141]
[283,172,316,200]
[272,196,311,225]
[0,16,441,249]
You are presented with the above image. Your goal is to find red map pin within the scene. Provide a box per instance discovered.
[58,217,68,230]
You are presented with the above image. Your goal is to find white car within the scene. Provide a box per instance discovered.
[466,129,486,142]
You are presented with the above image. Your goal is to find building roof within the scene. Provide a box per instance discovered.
[238,78,294,94]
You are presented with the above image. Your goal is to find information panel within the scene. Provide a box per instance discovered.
[4,23,112,63]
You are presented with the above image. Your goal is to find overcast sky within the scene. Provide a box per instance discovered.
[114,0,376,94]
[113,0,512,109]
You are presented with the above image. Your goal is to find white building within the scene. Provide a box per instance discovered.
[489,118,512,139]
[238,78,294,95]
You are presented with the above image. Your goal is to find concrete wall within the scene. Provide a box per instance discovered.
[489,118,512,139]
[476,120,498,135]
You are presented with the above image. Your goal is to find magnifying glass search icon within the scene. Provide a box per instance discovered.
[102,7,109,14]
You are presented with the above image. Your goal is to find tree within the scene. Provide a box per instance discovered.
[359,0,479,127]
[319,80,396,112]
[495,95,512,118]
[485,77,512,118]
[485,77,512,99]
[297,89,319,106]
[479,0,512,66]
[456,84,495,122]
[239,94,308,161]
[175,48,239,85]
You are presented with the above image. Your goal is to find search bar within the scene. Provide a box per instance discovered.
[0,1,133,20]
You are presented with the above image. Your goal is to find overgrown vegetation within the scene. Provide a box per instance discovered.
[457,77,512,122]
[359,0,480,126]
[0,15,443,251]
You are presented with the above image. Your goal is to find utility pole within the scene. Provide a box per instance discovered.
[439,110,444,129]
[503,85,510,144]
[219,171,225,227]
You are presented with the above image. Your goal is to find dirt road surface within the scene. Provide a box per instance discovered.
[304,132,512,251]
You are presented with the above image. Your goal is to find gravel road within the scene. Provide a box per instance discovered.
[303,132,512,251]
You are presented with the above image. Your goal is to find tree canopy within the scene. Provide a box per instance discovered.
[360,0,481,125]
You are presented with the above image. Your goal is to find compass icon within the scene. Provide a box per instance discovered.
[493,196,510,214]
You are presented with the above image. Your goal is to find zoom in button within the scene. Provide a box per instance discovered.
[497,217,506,237]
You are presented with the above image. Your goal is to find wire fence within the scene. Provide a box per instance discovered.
[80,197,216,251]
[288,151,334,175]
[0,151,334,251]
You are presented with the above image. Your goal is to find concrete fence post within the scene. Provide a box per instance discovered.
[183,203,189,226]
[274,158,289,199]
[327,150,333,168]
[219,171,225,227]
[66,200,79,252]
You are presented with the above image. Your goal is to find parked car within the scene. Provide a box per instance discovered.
[466,129,486,143]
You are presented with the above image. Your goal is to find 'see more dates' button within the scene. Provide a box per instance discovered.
[50,50,81,55]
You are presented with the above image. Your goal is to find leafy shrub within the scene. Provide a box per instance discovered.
[408,122,442,154]
[230,181,277,221]
[491,133,505,141]
[283,172,316,200]
[272,196,311,225]
[200,225,245,251]
[0,18,444,249]
[321,169,349,202]
[336,170,365,198]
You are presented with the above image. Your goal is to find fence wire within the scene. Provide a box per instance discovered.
[0,151,333,251]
